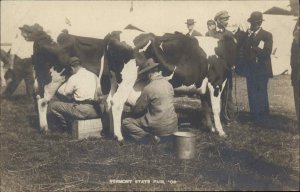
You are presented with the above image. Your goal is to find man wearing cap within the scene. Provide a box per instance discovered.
[211,11,234,39]
[205,19,217,37]
[122,58,178,144]
[211,11,235,124]
[242,11,273,122]
[289,0,299,123]
[49,57,102,130]
[185,19,202,37]
[1,25,35,99]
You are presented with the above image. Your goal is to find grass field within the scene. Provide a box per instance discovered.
[0,75,299,191]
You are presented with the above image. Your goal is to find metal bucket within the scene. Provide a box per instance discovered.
[173,132,196,160]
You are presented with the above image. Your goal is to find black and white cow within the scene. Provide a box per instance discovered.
[103,28,237,142]
[28,30,108,131]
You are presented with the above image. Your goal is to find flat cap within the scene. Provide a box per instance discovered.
[214,11,230,21]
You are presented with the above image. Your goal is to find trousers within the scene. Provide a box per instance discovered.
[49,101,101,130]
[2,58,34,98]
[246,74,270,120]
[221,71,235,122]
[122,117,177,142]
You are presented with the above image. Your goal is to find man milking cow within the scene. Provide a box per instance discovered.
[48,57,104,131]
[122,58,178,144]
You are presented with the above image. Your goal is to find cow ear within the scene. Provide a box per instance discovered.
[8,49,11,55]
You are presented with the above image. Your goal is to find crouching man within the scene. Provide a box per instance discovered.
[49,57,103,130]
[122,58,178,144]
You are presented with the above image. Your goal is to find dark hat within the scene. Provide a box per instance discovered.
[19,24,31,32]
[247,11,264,23]
[61,29,69,34]
[214,11,230,21]
[138,58,159,75]
[185,19,196,25]
[32,23,44,31]
[207,19,216,25]
[69,57,81,66]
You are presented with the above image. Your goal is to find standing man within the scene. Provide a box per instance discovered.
[211,11,234,39]
[211,11,235,124]
[1,25,35,99]
[243,11,273,122]
[289,0,299,123]
[185,19,202,37]
[122,58,178,144]
[49,57,103,131]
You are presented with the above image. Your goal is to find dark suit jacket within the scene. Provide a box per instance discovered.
[244,28,273,78]
[291,18,299,86]
[186,30,202,37]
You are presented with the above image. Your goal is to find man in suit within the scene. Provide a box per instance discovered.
[289,0,299,123]
[242,11,273,122]
[185,19,202,37]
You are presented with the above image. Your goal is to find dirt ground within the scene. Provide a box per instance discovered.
[0,75,299,191]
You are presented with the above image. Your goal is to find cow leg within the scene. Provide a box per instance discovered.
[200,93,214,132]
[196,77,214,131]
[37,95,48,131]
[108,60,138,142]
[36,68,66,132]
[207,80,227,137]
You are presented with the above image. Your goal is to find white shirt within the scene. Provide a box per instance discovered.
[58,68,98,101]
[248,27,262,38]
[10,32,34,59]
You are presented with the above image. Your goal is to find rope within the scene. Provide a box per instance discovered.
[223,70,239,121]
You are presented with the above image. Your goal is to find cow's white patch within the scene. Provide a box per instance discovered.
[37,95,48,131]
[159,42,164,51]
[165,66,176,81]
[198,77,208,94]
[140,40,151,52]
[195,37,218,57]
[37,67,66,131]
[109,59,139,141]
[119,29,144,48]
[207,79,228,137]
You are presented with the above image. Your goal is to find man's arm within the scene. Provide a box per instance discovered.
[57,76,75,98]
[132,89,150,116]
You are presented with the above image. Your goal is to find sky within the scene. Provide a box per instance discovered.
[1,0,298,74]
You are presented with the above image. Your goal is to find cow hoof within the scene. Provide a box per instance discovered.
[118,140,125,146]
[219,133,227,138]
[211,127,216,132]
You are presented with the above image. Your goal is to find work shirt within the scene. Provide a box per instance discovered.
[132,74,178,135]
[10,32,34,59]
[58,68,98,101]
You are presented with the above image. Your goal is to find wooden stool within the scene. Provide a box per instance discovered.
[71,118,103,139]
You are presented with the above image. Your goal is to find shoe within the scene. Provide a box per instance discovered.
[149,135,160,145]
